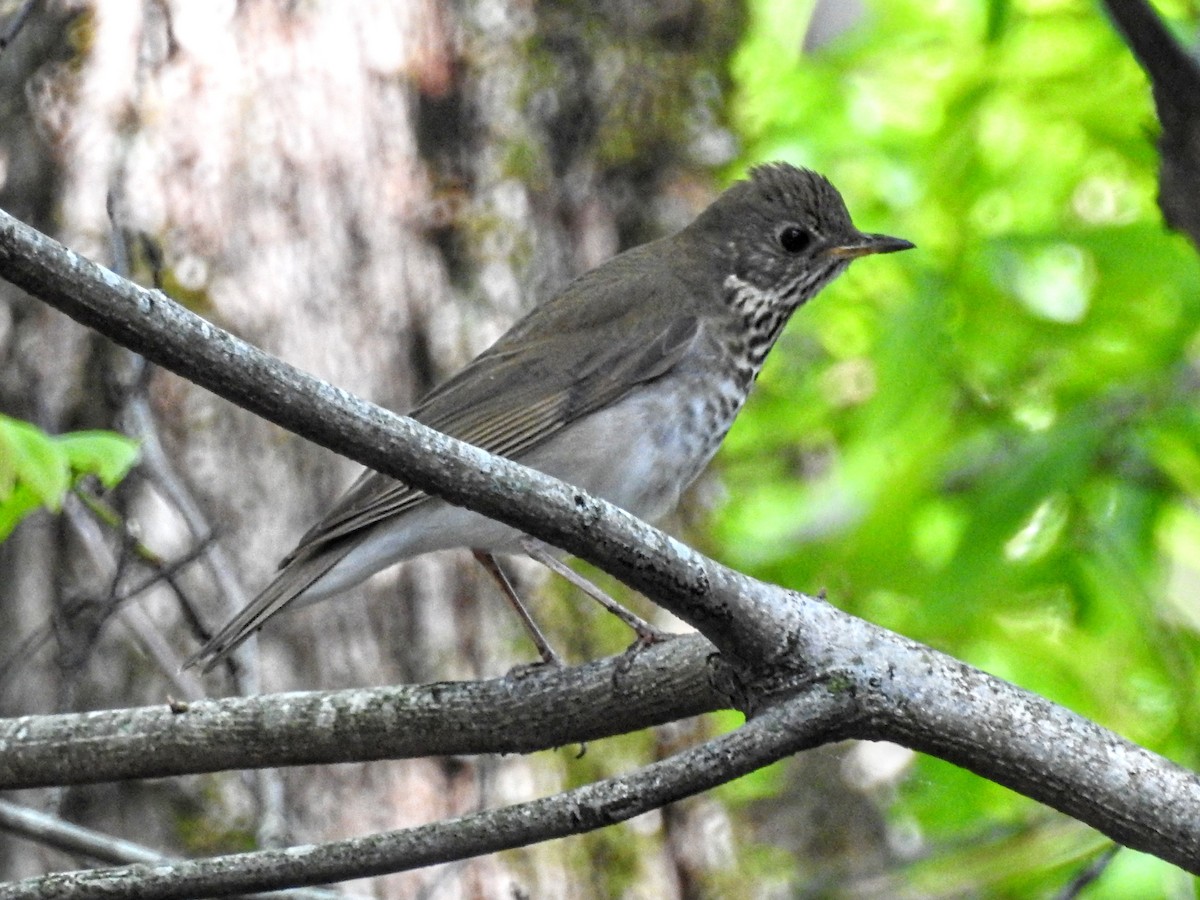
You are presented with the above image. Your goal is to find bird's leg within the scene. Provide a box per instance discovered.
[519,538,670,647]
[472,550,564,667]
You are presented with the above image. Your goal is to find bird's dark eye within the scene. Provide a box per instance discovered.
[777,225,814,254]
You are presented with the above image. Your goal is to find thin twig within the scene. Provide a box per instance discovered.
[63,496,206,700]
[1056,844,1120,900]
[0,0,36,53]
[105,188,259,693]
[0,800,356,899]
[0,535,215,690]
[0,798,166,864]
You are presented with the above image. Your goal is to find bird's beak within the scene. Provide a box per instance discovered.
[827,232,915,259]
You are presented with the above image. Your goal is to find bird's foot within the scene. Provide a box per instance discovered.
[615,627,674,675]
[505,654,564,680]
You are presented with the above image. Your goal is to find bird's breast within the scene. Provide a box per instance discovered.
[520,340,757,524]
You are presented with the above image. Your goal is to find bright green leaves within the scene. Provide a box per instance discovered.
[0,415,139,540]
[724,0,1200,717]
[719,0,1200,892]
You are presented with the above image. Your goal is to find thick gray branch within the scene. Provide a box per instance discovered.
[0,637,721,788]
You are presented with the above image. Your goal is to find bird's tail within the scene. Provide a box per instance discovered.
[183,543,353,674]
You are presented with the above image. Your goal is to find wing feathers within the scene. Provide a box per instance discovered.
[286,308,700,563]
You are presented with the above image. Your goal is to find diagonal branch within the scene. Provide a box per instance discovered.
[1101,0,1200,246]
[0,799,167,865]
[0,800,369,898]
[0,0,36,53]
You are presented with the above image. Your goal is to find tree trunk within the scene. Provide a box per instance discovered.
[0,0,744,893]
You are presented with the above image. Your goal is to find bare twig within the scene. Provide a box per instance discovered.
[0,800,356,899]
[0,798,167,864]
[123,395,261,689]
[105,188,260,694]
[0,0,36,53]
[62,496,206,700]
[1056,844,1120,900]
[0,537,215,691]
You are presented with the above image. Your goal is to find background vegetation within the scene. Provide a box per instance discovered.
[706,0,1200,895]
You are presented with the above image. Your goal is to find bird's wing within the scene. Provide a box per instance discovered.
[283,242,701,562]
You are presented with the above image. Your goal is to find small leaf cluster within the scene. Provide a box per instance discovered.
[0,415,138,540]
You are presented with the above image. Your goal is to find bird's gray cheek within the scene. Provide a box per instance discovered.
[734,251,771,284]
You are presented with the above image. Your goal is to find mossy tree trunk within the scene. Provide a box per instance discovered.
[0,0,747,893]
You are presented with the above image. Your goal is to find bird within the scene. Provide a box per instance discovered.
[186,162,913,673]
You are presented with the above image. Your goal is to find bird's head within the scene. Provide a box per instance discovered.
[688,162,913,311]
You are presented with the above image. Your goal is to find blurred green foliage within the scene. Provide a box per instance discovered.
[0,415,138,541]
[714,0,1200,894]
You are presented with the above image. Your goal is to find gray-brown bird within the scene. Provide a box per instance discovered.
[187,163,912,673]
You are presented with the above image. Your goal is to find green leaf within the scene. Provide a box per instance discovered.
[0,415,139,541]
[0,415,70,510]
[0,484,43,542]
[59,431,140,488]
